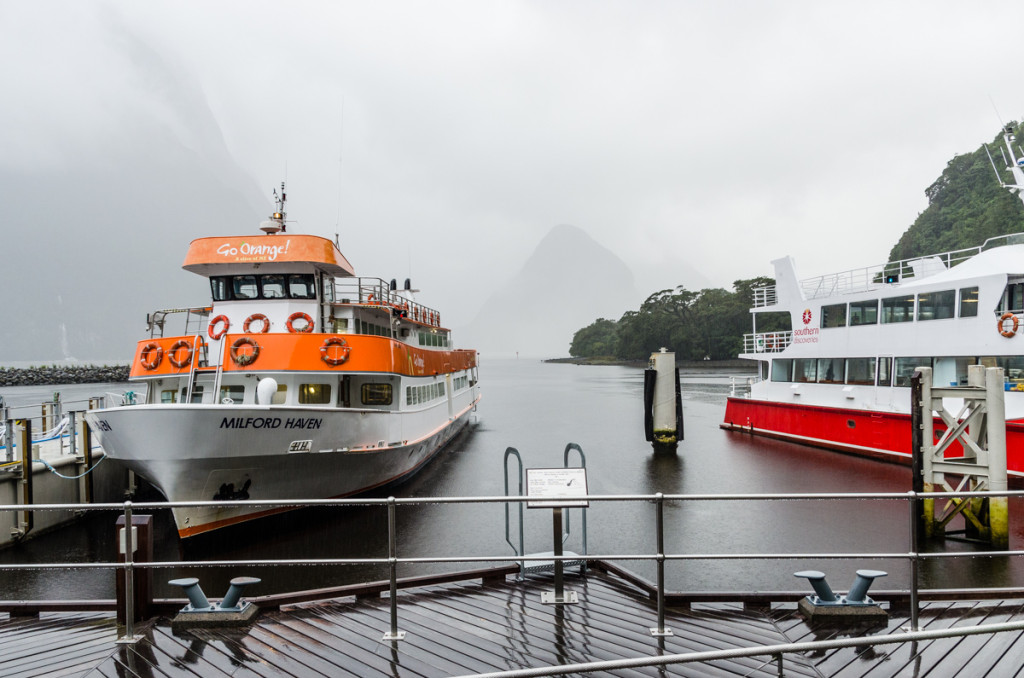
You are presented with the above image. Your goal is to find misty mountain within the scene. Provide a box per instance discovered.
[462,224,640,358]
[0,17,267,362]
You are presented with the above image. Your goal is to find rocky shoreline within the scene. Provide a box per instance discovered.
[544,357,755,370]
[0,365,131,386]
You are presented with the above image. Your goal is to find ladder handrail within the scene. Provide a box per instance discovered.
[563,443,588,569]
[503,447,524,579]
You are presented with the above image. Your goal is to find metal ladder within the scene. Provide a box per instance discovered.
[504,443,588,580]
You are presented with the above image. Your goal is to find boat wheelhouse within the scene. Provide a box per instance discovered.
[86,187,480,537]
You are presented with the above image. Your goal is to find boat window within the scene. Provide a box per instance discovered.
[288,274,317,299]
[760,361,769,381]
[981,356,1024,386]
[332,318,349,333]
[850,299,878,326]
[894,357,931,387]
[959,287,979,317]
[220,385,245,404]
[878,357,892,386]
[261,274,286,299]
[917,290,955,321]
[180,385,204,403]
[816,358,844,384]
[362,383,393,406]
[881,295,914,323]
[272,384,287,405]
[845,358,875,385]
[232,275,259,300]
[210,276,232,301]
[299,384,332,405]
[161,390,176,404]
[794,358,817,383]
[1003,283,1024,314]
[820,304,846,329]
[770,359,788,383]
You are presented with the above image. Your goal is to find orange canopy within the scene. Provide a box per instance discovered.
[182,235,355,276]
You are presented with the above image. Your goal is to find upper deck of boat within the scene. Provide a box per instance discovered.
[5,566,1024,677]
[754,232,1024,308]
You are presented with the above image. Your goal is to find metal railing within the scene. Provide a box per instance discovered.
[742,330,792,354]
[749,231,1024,306]
[3,490,1024,667]
[331,276,443,327]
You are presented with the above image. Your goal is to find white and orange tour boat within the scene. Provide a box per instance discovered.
[723,124,1024,475]
[86,186,480,537]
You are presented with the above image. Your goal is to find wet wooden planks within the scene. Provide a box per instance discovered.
[3,572,1024,677]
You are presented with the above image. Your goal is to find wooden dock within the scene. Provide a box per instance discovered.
[4,567,1024,677]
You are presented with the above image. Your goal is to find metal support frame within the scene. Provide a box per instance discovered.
[917,366,1009,548]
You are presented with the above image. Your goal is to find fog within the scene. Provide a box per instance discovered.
[1,1,1022,360]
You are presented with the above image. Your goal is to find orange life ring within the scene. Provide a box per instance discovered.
[230,337,260,366]
[168,339,192,368]
[999,312,1019,338]
[287,311,314,333]
[139,343,163,370]
[320,337,351,366]
[208,315,230,340]
[243,313,270,333]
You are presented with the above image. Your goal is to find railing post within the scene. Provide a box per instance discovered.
[908,491,920,633]
[382,496,405,641]
[650,492,672,636]
[116,500,142,644]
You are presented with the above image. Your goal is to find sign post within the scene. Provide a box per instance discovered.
[526,467,588,605]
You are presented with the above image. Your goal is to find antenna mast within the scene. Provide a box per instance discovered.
[987,124,1024,207]
[260,182,288,234]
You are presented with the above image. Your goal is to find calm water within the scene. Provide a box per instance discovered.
[2,359,1022,600]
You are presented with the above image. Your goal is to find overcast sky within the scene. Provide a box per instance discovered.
[3,1,1024,344]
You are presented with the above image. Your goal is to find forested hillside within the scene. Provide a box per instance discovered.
[889,123,1024,261]
[570,123,1024,361]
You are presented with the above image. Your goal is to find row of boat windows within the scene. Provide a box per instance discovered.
[769,355,1024,387]
[419,332,450,347]
[162,379,465,407]
[330,317,451,346]
[819,287,978,328]
[407,382,446,405]
[210,274,317,301]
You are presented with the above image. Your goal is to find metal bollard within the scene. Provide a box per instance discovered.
[169,577,212,611]
[847,570,887,604]
[794,570,838,603]
[220,576,261,611]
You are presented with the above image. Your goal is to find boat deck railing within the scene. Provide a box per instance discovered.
[145,306,212,338]
[742,330,792,354]
[331,276,443,327]
[751,231,1024,307]
[3,489,1024,647]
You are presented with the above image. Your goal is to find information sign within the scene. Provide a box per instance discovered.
[526,467,589,508]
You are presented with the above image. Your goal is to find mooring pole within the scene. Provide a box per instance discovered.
[908,491,920,632]
[985,367,1009,549]
[910,370,926,539]
[19,420,33,537]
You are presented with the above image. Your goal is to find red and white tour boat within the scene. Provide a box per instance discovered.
[86,187,480,537]
[723,125,1024,474]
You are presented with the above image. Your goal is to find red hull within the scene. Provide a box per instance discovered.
[722,397,1024,477]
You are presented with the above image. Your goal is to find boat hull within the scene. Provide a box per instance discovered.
[86,400,477,537]
[722,396,1024,477]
